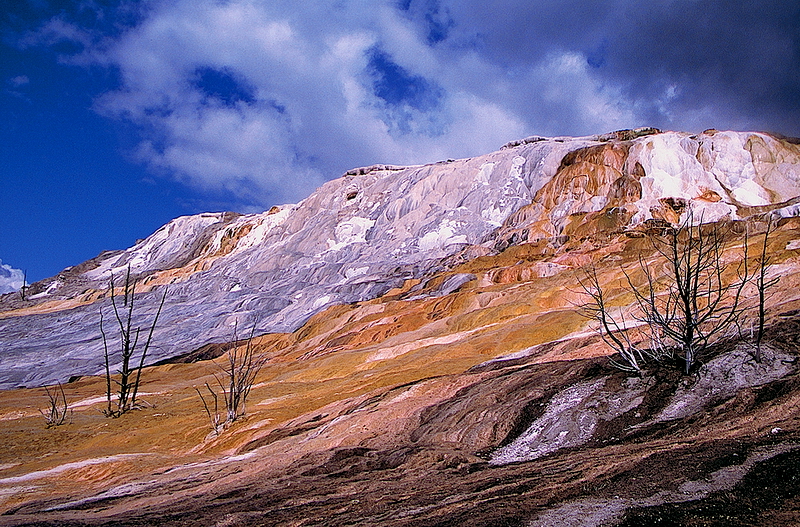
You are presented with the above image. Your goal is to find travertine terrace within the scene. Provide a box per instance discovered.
[3,128,800,389]
[2,129,800,526]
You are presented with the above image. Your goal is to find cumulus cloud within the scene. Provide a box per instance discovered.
[20,0,800,208]
[55,0,537,206]
[0,260,25,295]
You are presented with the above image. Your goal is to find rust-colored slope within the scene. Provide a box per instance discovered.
[1,219,800,525]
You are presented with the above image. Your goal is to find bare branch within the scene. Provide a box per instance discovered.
[40,382,70,428]
[101,265,167,417]
[581,210,765,375]
[197,320,268,433]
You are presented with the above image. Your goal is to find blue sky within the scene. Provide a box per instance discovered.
[2,0,800,285]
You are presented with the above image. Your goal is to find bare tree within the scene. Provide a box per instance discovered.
[39,382,71,428]
[626,215,750,374]
[196,382,223,435]
[19,270,27,301]
[196,321,267,434]
[753,217,780,362]
[584,213,754,374]
[101,266,167,417]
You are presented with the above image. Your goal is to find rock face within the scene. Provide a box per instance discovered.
[1,129,800,389]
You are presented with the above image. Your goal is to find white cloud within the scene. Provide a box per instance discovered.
[20,17,94,49]
[32,0,651,208]
[9,75,29,87]
[0,260,25,295]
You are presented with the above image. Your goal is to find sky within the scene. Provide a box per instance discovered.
[2,0,799,286]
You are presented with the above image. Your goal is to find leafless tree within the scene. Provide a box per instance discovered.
[626,214,750,374]
[39,382,71,427]
[752,217,780,362]
[196,382,223,435]
[584,213,755,374]
[19,270,27,301]
[196,321,267,434]
[101,266,167,417]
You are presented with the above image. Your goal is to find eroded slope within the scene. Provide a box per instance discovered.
[1,217,800,525]
[3,130,800,390]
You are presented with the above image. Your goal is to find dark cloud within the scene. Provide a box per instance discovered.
[602,1,800,133]
[426,0,800,135]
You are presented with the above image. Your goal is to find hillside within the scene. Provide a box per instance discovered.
[1,129,800,525]
[3,128,800,389]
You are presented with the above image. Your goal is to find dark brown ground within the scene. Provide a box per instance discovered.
[3,315,800,526]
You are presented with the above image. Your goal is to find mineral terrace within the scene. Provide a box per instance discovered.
[1,128,800,526]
